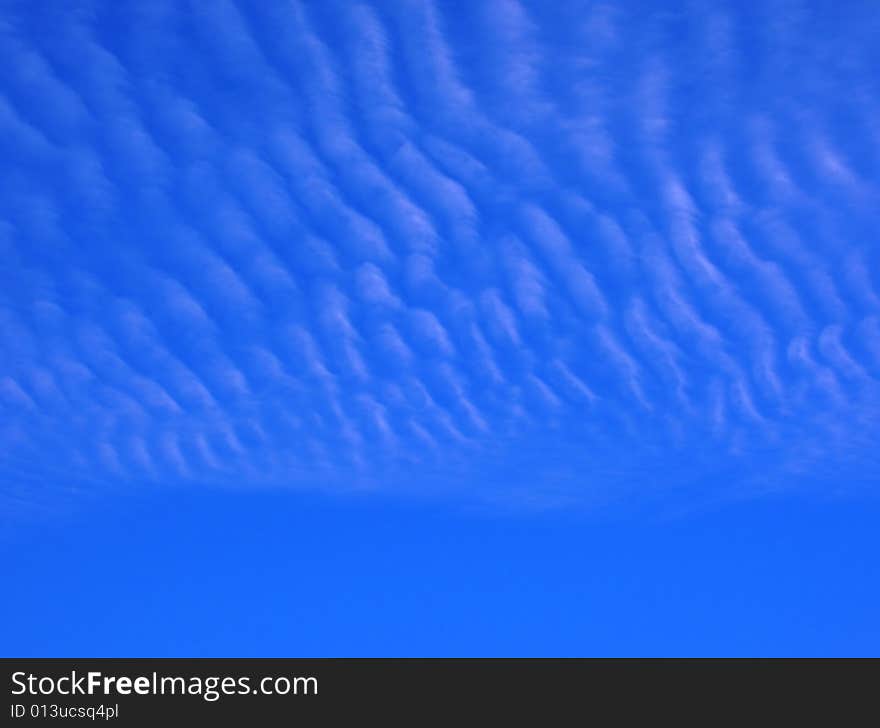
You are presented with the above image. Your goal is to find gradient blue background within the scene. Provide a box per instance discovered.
[1,0,879,655]
[3,490,880,656]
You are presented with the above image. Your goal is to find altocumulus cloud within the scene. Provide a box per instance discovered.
[0,0,878,506]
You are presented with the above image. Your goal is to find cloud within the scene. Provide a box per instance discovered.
[0,0,877,502]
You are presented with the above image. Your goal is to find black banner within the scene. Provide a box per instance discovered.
[3,658,875,724]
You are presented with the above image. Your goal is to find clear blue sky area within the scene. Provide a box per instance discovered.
[1,0,878,655]
[3,489,879,656]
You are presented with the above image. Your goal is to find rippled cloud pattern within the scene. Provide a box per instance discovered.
[2,0,878,506]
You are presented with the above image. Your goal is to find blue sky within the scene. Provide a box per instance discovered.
[1,0,878,656]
